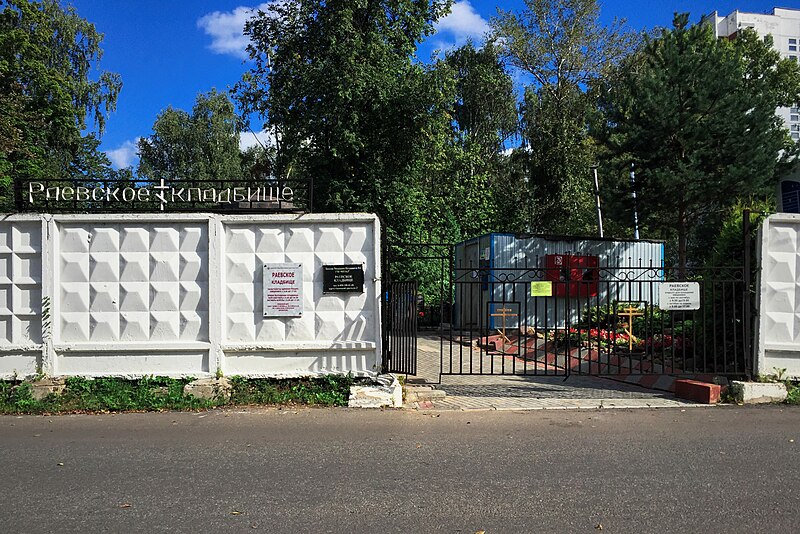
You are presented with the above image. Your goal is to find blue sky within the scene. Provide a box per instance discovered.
[63,0,791,169]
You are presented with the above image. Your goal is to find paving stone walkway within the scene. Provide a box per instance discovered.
[406,333,705,411]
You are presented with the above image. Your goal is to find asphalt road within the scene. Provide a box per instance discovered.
[1,406,798,533]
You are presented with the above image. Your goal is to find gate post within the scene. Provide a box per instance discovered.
[381,233,391,373]
[743,209,752,379]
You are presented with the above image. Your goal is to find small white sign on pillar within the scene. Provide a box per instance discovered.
[659,282,700,311]
[263,263,303,317]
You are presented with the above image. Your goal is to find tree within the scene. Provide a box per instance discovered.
[236,0,452,243]
[432,42,518,239]
[138,89,243,187]
[598,14,800,270]
[0,0,121,209]
[491,0,632,235]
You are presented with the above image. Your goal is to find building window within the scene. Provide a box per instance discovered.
[793,106,800,114]
[791,56,799,62]
[792,124,800,132]
[793,115,800,122]
[791,38,798,52]
[793,132,800,140]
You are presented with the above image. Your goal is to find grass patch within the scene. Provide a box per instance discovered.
[787,382,800,405]
[0,374,355,414]
[229,374,353,406]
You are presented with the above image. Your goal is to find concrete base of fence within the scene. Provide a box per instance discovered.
[183,378,232,401]
[730,381,787,404]
[30,378,66,401]
[404,386,447,404]
[348,374,402,408]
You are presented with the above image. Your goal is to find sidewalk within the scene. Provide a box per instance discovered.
[411,374,704,411]
[406,333,707,411]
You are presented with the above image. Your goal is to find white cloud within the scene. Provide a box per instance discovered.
[239,129,275,151]
[106,138,139,169]
[197,3,273,59]
[434,1,490,46]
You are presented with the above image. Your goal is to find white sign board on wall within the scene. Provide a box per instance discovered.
[263,263,303,317]
[659,282,700,311]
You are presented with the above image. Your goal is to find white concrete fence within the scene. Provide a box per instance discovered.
[0,213,382,379]
[757,213,800,379]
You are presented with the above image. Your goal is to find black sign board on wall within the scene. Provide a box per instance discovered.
[322,265,365,293]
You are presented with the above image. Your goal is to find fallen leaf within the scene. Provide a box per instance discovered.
[790,439,795,443]
[231,511,243,516]
[119,503,132,509]
[595,523,603,530]
[56,462,64,466]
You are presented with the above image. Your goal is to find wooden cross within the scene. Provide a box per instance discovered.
[490,307,518,345]
[618,305,643,351]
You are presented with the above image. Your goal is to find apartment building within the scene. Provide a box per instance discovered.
[709,7,800,140]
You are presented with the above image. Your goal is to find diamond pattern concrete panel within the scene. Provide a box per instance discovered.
[120,253,149,281]
[120,282,149,311]
[89,227,119,252]
[120,312,149,340]
[150,227,180,252]
[57,222,208,343]
[286,227,313,252]
[180,227,205,252]
[90,253,120,282]
[768,224,797,253]
[765,312,793,343]
[765,251,796,281]
[1,214,381,378]
[222,220,377,347]
[0,255,10,284]
[89,283,118,313]
[89,312,119,341]
[0,222,42,346]
[256,228,282,252]
[344,226,369,252]
[0,286,10,315]
[315,226,344,253]
[765,281,795,313]
[60,253,89,283]
[314,311,345,339]
[121,228,149,252]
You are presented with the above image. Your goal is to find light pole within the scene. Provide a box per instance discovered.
[591,165,604,238]
[630,163,640,240]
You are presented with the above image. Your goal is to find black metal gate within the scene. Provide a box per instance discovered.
[447,262,751,378]
[385,281,418,375]
[382,226,755,381]
[382,243,453,376]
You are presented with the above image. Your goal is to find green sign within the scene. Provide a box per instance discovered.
[530,281,553,297]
